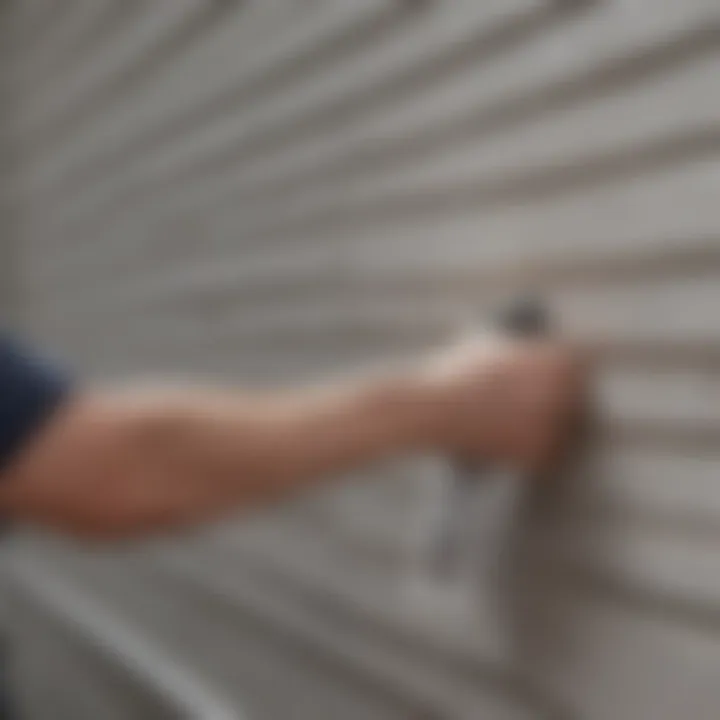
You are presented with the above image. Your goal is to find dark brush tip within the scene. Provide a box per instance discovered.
[494,295,549,337]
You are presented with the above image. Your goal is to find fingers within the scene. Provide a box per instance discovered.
[425,338,589,470]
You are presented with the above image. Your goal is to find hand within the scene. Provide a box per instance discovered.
[415,337,588,472]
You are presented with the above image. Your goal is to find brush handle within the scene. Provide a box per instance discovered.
[430,297,549,579]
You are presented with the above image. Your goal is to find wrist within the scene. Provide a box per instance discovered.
[388,372,458,452]
[361,373,442,452]
[402,349,506,460]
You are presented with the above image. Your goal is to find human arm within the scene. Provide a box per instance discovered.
[0,338,583,540]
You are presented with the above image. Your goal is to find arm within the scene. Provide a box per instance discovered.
[0,341,583,540]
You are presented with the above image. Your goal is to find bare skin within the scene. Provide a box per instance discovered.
[0,339,586,540]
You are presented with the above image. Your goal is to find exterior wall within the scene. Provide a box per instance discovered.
[3,1,720,718]
[0,3,18,326]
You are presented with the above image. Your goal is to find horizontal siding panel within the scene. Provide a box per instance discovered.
[577,526,720,612]
[6,0,720,718]
[599,451,720,520]
[163,525,720,720]
[22,0,382,194]
[8,555,237,720]
[48,276,720,353]
[24,542,551,720]
[181,127,718,248]
[29,0,542,221]
[355,56,720,195]
[537,584,720,720]
[30,1,720,232]
[18,0,205,138]
[223,460,720,624]
[19,2,146,103]
[30,154,720,298]
[598,369,720,425]
[16,0,113,90]
[188,23,719,217]
[35,231,720,327]
[552,277,720,342]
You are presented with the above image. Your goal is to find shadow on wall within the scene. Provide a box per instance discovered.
[495,413,615,716]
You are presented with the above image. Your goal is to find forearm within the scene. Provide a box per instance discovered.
[141,374,435,515]
[0,372,438,538]
[0,340,581,539]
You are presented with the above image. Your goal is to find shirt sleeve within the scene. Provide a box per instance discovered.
[0,335,73,474]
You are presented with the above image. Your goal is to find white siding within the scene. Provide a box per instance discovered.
[3,1,720,718]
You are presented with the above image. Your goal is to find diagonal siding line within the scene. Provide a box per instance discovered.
[31,0,431,205]
[35,239,720,371]
[568,565,720,636]
[26,0,244,158]
[200,22,720,219]
[3,0,73,62]
[26,0,148,100]
[74,550,440,719]
[0,1,24,328]
[45,0,586,234]
[229,124,720,248]
[37,543,569,720]
[47,224,720,329]
[238,495,720,637]
[148,550,576,720]
[18,0,116,88]
[593,340,720,373]
[610,420,720,456]
[147,0,588,195]
[9,558,240,720]
[118,234,720,312]
[180,332,720,377]
[52,118,720,263]
[204,494,720,647]
[210,1,584,205]
[576,501,720,546]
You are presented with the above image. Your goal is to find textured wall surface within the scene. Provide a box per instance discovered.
[2,1,720,718]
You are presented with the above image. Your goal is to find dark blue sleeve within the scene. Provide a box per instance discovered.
[0,335,73,473]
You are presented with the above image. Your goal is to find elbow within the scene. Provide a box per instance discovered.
[0,393,212,541]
